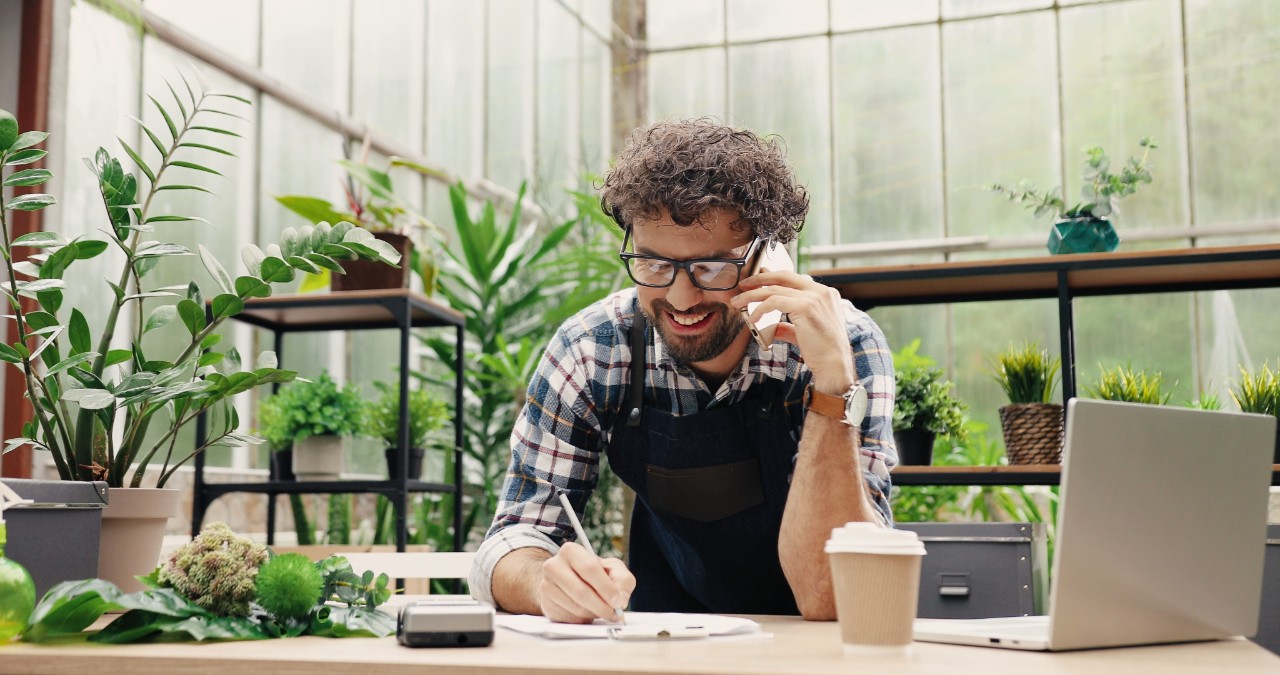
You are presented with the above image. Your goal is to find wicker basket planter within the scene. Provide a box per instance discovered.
[999,403,1064,464]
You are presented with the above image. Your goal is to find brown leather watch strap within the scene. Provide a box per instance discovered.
[803,383,848,420]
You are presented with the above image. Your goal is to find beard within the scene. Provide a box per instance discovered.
[642,298,746,365]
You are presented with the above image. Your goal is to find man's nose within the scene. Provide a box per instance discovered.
[664,268,703,310]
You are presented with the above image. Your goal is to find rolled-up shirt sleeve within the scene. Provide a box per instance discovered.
[469,329,604,607]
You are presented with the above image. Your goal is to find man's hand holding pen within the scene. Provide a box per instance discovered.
[539,489,635,624]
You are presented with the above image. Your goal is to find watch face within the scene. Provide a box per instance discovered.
[845,385,868,425]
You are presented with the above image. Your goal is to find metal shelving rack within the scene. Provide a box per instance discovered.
[192,288,466,552]
[819,242,1280,486]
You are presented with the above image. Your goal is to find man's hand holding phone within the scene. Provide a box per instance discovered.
[741,242,795,349]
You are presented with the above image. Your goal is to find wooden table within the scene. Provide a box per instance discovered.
[2,615,1276,675]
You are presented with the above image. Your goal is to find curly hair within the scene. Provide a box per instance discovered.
[600,118,808,244]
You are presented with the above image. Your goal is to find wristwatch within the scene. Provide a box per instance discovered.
[803,382,868,427]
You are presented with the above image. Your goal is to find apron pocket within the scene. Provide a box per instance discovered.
[646,458,764,523]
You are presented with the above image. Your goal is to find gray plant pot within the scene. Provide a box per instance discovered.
[0,478,107,597]
[294,435,346,481]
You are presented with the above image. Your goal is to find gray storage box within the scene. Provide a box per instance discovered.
[1,478,108,598]
[898,522,1047,619]
[1252,524,1280,655]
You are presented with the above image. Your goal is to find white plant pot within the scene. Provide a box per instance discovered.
[293,435,346,481]
[98,487,181,593]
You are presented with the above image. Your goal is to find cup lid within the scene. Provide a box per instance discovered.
[824,522,926,555]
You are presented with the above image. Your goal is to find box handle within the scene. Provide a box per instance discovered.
[937,573,970,597]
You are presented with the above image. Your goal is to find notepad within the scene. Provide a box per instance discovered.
[495,612,765,640]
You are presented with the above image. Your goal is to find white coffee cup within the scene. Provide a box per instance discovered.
[825,523,927,655]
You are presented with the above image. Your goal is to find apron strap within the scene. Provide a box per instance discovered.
[626,312,648,427]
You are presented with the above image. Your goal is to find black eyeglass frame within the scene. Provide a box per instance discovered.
[617,227,762,291]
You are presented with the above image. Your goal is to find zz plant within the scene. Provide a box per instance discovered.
[0,74,399,488]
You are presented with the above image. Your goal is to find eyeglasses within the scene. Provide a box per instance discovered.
[618,228,761,291]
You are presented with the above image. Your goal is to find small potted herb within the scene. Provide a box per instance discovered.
[1083,364,1172,405]
[1229,363,1280,464]
[992,343,1064,464]
[892,340,968,465]
[987,137,1157,254]
[257,373,364,481]
[363,382,448,480]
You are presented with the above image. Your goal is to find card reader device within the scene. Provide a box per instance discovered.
[397,596,495,648]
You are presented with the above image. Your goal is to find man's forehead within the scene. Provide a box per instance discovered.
[632,208,753,249]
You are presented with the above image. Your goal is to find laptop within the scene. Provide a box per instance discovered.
[913,398,1276,651]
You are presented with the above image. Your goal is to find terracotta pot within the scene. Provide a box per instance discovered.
[98,487,181,593]
[330,231,412,291]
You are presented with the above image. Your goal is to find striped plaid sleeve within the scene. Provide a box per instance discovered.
[471,324,610,606]
[846,303,897,526]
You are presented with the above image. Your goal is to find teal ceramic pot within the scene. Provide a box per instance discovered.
[1046,218,1120,255]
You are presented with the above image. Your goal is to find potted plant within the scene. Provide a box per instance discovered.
[987,137,1157,255]
[892,340,968,466]
[258,373,365,481]
[1083,364,1172,405]
[276,144,443,293]
[363,381,448,481]
[992,343,1064,465]
[0,81,399,591]
[1229,363,1280,465]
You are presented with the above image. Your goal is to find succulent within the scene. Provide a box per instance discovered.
[157,522,268,617]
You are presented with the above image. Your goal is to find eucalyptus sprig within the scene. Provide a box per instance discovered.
[992,342,1061,404]
[0,72,401,488]
[987,137,1157,221]
[1084,364,1172,405]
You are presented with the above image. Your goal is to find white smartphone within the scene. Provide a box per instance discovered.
[742,241,795,349]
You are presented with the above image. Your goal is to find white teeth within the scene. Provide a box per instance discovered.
[671,312,709,326]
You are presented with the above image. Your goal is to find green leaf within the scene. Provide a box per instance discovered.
[8,130,49,153]
[287,255,321,274]
[177,298,207,335]
[234,275,271,299]
[117,138,155,183]
[144,304,178,333]
[3,168,52,187]
[274,196,354,226]
[104,349,132,366]
[148,95,178,140]
[310,606,396,638]
[178,141,237,157]
[258,257,295,283]
[208,92,252,105]
[46,352,98,377]
[190,125,242,138]
[0,343,21,363]
[23,579,126,641]
[199,244,234,294]
[0,109,16,151]
[68,309,91,354]
[62,388,115,409]
[5,148,47,166]
[211,293,244,319]
[11,231,66,248]
[143,214,210,225]
[91,611,268,643]
[4,193,55,211]
[201,333,223,349]
[165,80,189,121]
[169,160,222,176]
[156,183,215,195]
[130,116,168,159]
[35,288,62,313]
[198,351,225,367]
[135,241,191,258]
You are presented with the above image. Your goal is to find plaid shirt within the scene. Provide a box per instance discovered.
[469,288,897,606]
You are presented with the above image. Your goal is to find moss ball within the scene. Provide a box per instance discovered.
[255,553,324,621]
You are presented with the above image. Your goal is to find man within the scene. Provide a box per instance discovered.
[469,119,896,622]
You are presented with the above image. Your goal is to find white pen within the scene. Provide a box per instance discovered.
[556,488,626,624]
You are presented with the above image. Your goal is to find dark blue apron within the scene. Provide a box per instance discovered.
[604,313,804,615]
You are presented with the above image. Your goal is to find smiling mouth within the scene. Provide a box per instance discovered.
[666,309,714,332]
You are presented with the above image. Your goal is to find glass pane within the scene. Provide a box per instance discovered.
[647,0,724,50]
[1195,289,1280,409]
[427,0,485,178]
[536,0,581,215]
[943,12,1060,242]
[583,0,612,36]
[1075,294,1197,405]
[942,0,1053,19]
[1186,0,1280,226]
[727,0,826,43]
[145,0,259,57]
[581,34,612,180]
[832,0,938,31]
[261,0,351,108]
[1061,0,1188,237]
[59,2,140,336]
[728,37,833,247]
[486,0,536,191]
[647,48,726,122]
[952,300,1061,434]
[353,0,425,146]
[832,25,943,247]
